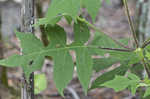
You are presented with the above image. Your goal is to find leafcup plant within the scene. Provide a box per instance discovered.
[0,0,150,97]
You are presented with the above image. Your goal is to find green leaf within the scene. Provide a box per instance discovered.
[46,0,80,24]
[16,31,45,54]
[34,0,102,26]
[0,20,93,95]
[130,63,144,78]
[91,62,129,89]
[102,75,131,92]
[119,38,129,45]
[144,87,150,97]
[0,54,23,67]
[64,15,73,24]
[34,74,47,94]
[144,77,150,85]
[75,47,93,93]
[91,31,121,48]
[146,50,150,60]
[45,25,74,95]
[100,72,141,94]
[16,31,45,77]
[73,20,92,93]
[128,51,141,65]
[80,0,101,21]
[89,31,133,58]
[127,73,140,95]
[127,72,140,82]
[34,16,62,27]
[53,50,74,96]
[93,57,119,72]
[130,82,139,95]
[73,19,90,45]
[45,20,92,94]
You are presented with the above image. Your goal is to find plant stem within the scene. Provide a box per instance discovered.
[123,0,139,48]
[142,59,150,78]
[98,47,133,52]
[77,16,132,50]
[123,0,150,79]
[141,37,150,48]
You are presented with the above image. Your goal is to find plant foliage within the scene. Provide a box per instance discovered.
[0,0,150,97]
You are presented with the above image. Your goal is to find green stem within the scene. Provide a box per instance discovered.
[142,59,150,78]
[123,0,150,79]
[123,0,139,48]
[77,16,132,50]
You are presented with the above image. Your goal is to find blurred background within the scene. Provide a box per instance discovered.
[0,0,149,99]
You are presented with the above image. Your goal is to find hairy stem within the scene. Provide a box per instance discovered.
[123,0,139,48]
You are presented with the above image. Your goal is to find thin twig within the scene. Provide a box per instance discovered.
[123,0,139,48]
[142,59,150,78]
[141,37,150,48]
[77,17,132,50]
[98,47,134,52]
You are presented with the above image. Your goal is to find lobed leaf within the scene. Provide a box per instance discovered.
[35,0,102,26]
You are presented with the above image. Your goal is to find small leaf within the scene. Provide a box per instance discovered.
[127,72,140,82]
[130,82,139,95]
[0,54,23,67]
[127,73,140,95]
[138,83,148,87]
[34,16,62,27]
[46,0,80,24]
[34,74,47,94]
[74,20,90,45]
[64,15,73,24]
[91,63,129,89]
[144,77,150,85]
[102,75,130,92]
[81,0,101,22]
[144,87,150,97]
